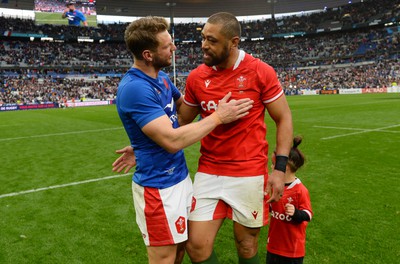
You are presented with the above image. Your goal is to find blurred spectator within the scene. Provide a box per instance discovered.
[0,0,399,105]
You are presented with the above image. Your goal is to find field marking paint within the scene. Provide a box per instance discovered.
[0,127,123,142]
[0,173,131,199]
[315,124,400,140]
[292,99,396,112]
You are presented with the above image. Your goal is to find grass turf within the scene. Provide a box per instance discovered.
[0,93,399,263]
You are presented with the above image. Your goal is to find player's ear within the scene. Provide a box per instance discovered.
[231,36,240,48]
[142,50,153,62]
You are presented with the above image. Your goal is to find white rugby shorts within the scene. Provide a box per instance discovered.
[189,172,269,228]
[132,174,193,246]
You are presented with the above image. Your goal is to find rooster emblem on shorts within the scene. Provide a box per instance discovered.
[175,216,186,234]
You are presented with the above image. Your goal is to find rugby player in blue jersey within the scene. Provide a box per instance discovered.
[113,16,253,264]
[62,2,88,27]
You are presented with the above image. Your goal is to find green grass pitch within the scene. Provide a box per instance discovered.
[0,93,399,263]
[35,12,98,27]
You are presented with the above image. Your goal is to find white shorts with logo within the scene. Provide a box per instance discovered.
[132,174,193,246]
[189,172,269,228]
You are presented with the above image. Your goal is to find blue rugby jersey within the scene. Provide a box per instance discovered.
[116,68,188,189]
[65,10,86,26]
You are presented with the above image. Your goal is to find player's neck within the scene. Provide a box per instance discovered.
[133,61,159,79]
[216,48,240,70]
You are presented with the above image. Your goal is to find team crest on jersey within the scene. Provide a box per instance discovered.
[235,75,247,89]
[287,197,293,203]
[190,197,196,212]
[175,216,186,234]
[162,77,170,89]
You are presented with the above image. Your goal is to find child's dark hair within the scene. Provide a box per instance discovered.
[287,136,305,173]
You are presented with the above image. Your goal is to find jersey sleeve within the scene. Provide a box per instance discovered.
[298,185,313,221]
[170,80,182,101]
[257,61,284,104]
[183,69,199,107]
[118,81,165,129]
[77,11,87,22]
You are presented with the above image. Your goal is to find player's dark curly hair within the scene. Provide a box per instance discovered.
[124,16,169,60]
[287,136,306,173]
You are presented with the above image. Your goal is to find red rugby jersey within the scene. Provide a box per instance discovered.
[267,178,313,258]
[184,50,283,176]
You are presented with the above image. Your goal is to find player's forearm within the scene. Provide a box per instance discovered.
[177,100,199,126]
[274,112,293,156]
[163,112,221,153]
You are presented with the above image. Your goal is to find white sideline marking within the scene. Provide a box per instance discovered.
[0,127,123,142]
[0,173,131,199]
[315,124,400,140]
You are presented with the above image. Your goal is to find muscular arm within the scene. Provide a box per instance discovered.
[265,95,293,202]
[266,95,293,157]
[177,99,200,126]
[143,112,219,153]
[143,93,252,153]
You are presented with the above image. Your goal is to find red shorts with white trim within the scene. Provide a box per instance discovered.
[132,175,193,246]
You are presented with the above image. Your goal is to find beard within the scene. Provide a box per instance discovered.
[152,55,172,70]
[203,44,230,67]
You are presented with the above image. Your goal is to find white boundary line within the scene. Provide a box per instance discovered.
[315,124,400,140]
[0,127,123,142]
[0,173,131,199]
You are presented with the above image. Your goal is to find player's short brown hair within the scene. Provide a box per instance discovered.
[124,16,169,60]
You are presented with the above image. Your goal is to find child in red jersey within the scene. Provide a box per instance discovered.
[267,136,313,264]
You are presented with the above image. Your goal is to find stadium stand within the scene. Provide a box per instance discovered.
[0,0,399,106]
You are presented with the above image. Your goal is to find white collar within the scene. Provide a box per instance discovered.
[212,50,245,71]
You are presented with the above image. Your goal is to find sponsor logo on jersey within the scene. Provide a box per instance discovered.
[271,209,292,222]
[200,100,218,111]
[205,79,211,88]
[164,97,178,123]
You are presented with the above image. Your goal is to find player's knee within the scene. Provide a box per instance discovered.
[235,236,259,258]
[186,238,213,260]
[185,238,202,254]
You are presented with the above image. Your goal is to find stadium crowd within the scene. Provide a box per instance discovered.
[0,0,399,105]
